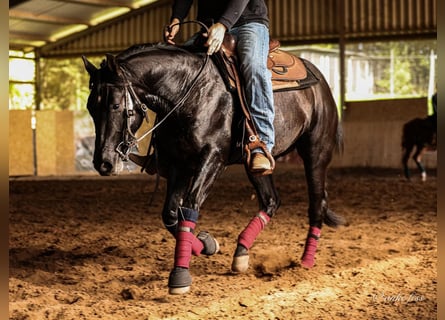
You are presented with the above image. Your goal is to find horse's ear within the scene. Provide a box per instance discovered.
[105,53,122,76]
[82,55,97,75]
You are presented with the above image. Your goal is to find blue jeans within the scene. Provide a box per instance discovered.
[229,23,275,153]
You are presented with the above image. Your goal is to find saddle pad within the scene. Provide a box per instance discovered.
[272,59,319,92]
[268,49,307,81]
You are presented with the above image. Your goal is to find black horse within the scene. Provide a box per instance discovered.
[82,42,345,294]
[402,115,436,181]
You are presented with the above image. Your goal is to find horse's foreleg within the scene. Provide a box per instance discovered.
[232,173,280,273]
[168,207,199,294]
[232,211,271,272]
[167,207,220,295]
[161,177,210,258]
[167,154,225,294]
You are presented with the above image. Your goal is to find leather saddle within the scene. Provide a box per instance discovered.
[214,34,318,93]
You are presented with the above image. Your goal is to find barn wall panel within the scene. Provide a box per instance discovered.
[331,121,436,169]
[331,98,436,169]
[9,110,34,176]
[9,110,78,176]
[35,110,75,176]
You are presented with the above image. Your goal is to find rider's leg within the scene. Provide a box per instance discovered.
[231,23,275,171]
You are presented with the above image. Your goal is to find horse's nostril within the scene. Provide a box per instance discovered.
[99,161,113,175]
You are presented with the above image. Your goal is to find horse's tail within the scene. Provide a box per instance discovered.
[401,121,410,150]
[324,207,347,227]
[335,121,344,155]
[321,196,347,227]
[401,118,420,150]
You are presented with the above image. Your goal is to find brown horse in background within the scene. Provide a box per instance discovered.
[402,115,436,181]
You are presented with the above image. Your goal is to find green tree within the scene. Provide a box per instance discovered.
[39,56,103,139]
[40,57,94,111]
[359,40,436,97]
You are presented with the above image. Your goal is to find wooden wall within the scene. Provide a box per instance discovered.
[9,110,75,176]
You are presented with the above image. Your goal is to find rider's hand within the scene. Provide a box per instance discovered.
[165,18,181,44]
[204,23,227,55]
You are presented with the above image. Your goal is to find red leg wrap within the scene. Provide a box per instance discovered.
[238,211,270,250]
[174,221,196,268]
[301,226,321,268]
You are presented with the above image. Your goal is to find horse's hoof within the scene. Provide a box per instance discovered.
[168,267,192,295]
[197,231,220,256]
[231,255,249,273]
[169,286,191,295]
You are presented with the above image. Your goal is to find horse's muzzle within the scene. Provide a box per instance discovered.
[98,160,114,176]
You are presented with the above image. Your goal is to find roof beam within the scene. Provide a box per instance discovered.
[52,0,136,9]
[9,9,91,26]
[9,31,51,42]
[9,0,30,8]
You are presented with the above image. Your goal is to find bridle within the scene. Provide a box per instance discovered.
[109,20,211,161]
[112,81,150,161]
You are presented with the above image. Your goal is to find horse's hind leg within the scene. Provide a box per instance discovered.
[231,172,280,272]
[402,144,414,180]
[413,146,427,181]
[297,135,345,268]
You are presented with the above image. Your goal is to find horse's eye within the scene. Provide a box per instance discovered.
[113,104,120,110]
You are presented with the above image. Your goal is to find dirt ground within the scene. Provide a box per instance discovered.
[9,164,437,320]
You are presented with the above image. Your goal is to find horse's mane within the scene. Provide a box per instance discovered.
[116,43,194,61]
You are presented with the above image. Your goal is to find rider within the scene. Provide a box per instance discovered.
[130,0,275,174]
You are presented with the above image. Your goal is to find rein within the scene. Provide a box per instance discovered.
[115,20,210,161]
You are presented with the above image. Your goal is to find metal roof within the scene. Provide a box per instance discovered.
[10,0,437,57]
[9,0,161,52]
